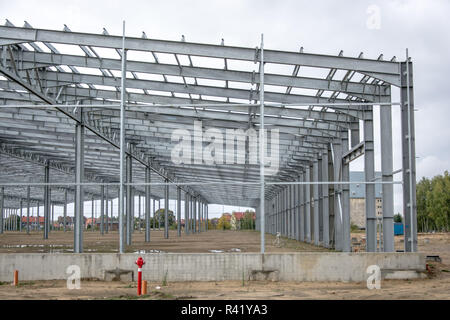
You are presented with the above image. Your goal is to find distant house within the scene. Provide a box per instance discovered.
[21,216,44,228]
[222,213,232,222]
[230,211,256,230]
[350,171,383,228]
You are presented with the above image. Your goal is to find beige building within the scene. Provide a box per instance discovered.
[350,172,383,229]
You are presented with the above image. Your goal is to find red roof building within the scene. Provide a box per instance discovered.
[21,216,45,224]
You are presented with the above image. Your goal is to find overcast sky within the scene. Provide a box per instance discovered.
[1,0,449,218]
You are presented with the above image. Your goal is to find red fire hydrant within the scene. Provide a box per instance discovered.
[135,256,145,296]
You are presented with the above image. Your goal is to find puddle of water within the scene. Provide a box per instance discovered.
[229,248,241,252]
[134,249,165,254]
[0,244,71,249]
[208,249,224,253]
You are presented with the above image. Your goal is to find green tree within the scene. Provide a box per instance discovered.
[241,211,256,230]
[154,208,175,227]
[416,171,450,232]
[394,213,403,223]
[217,215,231,230]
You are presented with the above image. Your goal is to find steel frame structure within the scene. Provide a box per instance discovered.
[0,20,417,254]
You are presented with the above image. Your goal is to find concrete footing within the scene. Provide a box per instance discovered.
[0,252,425,282]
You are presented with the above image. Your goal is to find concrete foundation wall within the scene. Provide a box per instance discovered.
[0,252,425,282]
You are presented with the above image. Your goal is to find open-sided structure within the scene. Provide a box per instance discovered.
[0,20,416,254]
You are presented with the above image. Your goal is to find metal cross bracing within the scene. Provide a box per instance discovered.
[0,21,417,254]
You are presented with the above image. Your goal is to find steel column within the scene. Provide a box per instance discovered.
[400,60,417,252]
[364,111,377,252]
[321,149,330,247]
[26,186,30,234]
[332,141,343,251]
[126,153,133,245]
[341,131,351,252]
[164,178,169,239]
[118,21,127,253]
[101,185,105,235]
[74,121,84,253]
[177,186,181,236]
[305,166,311,243]
[105,186,109,234]
[380,99,394,251]
[43,160,50,239]
[313,160,319,245]
[259,34,265,254]
[145,167,151,242]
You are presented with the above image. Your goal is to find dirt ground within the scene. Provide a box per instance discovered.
[0,230,449,300]
[0,229,330,253]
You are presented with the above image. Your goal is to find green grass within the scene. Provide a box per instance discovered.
[162,270,168,286]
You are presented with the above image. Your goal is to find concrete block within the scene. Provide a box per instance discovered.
[104,268,134,282]
[249,270,279,281]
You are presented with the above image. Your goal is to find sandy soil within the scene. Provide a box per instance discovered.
[1,269,449,300]
[0,230,449,299]
[0,229,330,253]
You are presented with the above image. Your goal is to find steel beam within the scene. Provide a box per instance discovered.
[364,111,376,252]
[380,98,394,252]
[341,131,351,252]
[321,149,330,247]
[305,166,311,243]
[74,121,84,253]
[126,153,133,245]
[177,186,181,237]
[332,141,343,251]
[164,178,169,239]
[145,167,151,242]
[400,61,417,252]
[43,160,50,239]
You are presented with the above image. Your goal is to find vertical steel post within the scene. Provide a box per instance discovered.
[43,161,50,239]
[51,202,54,232]
[364,110,377,252]
[299,172,304,241]
[138,194,141,233]
[63,188,67,232]
[328,146,335,248]
[184,193,189,234]
[26,186,30,234]
[206,203,208,231]
[119,20,127,253]
[259,34,265,254]
[294,182,298,240]
[19,201,22,232]
[380,97,394,252]
[158,199,161,230]
[332,141,343,251]
[164,179,169,239]
[152,198,156,231]
[401,57,417,252]
[318,155,324,244]
[289,184,293,238]
[145,167,150,242]
[313,160,320,245]
[193,196,197,233]
[126,153,133,245]
[321,149,330,247]
[100,185,105,234]
[341,131,351,252]
[305,166,311,243]
[74,119,84,253]
[105,185,109,234]
[37,202,40,232]
[177,187,181,236]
